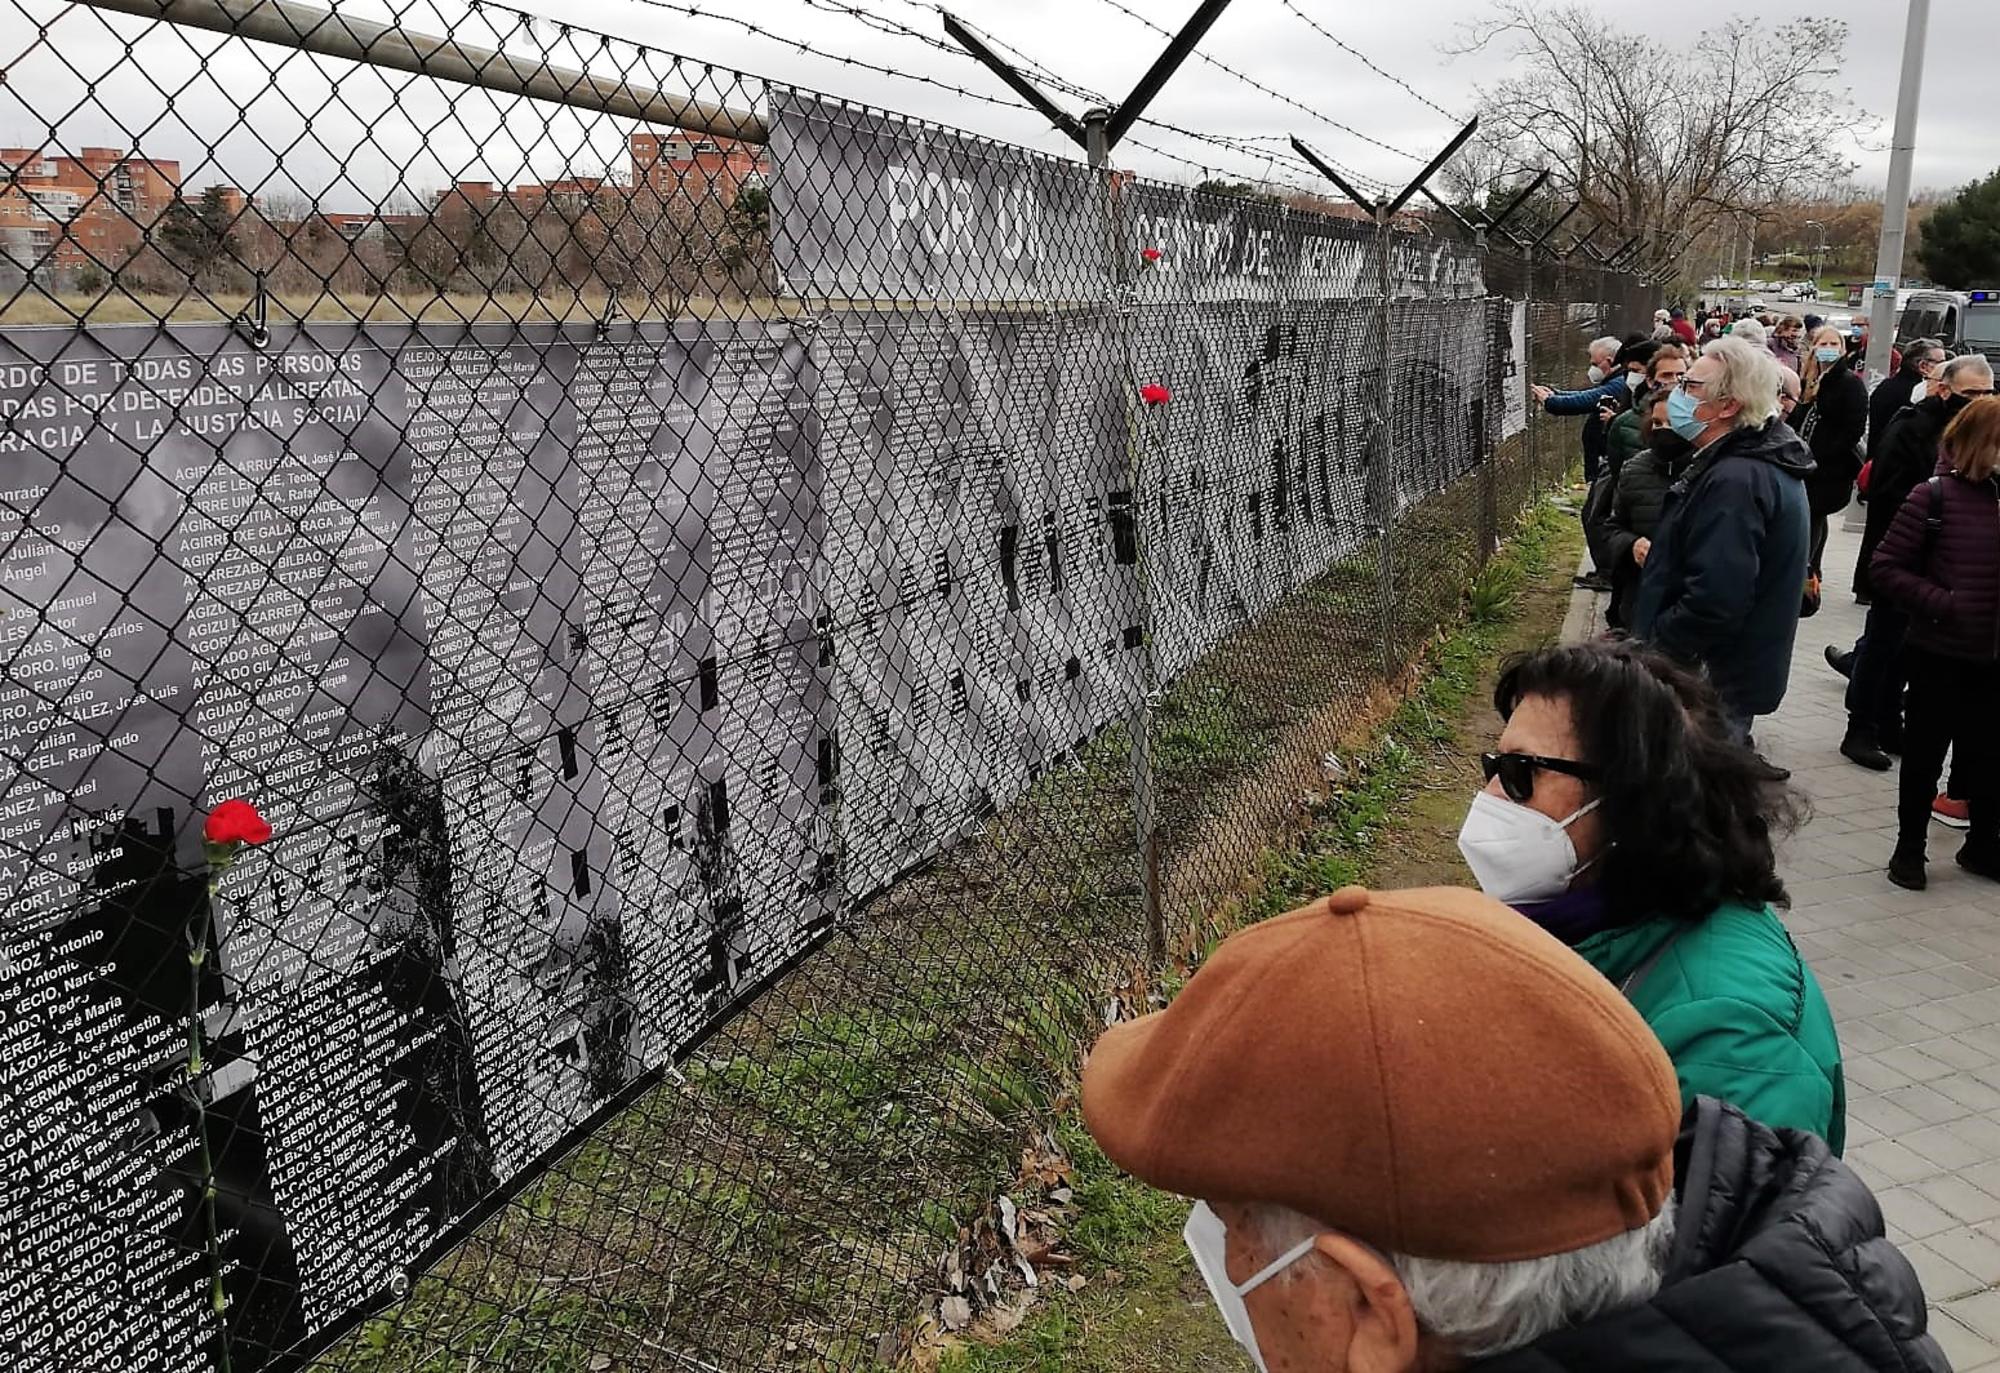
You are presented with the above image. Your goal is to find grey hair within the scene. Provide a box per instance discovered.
[1698,335,1783,428]
[1390,1207,1676,1357]
[1728,317,1768,347]
[1904,337,1945,367]
[1944,354,1995,387]
[1245,1201,1677,1360]
[1589,335,1621,361]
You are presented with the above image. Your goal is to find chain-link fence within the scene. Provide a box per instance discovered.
[0,1,1654,1368]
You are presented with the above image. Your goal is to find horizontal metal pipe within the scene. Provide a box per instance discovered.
[72,0,769,144]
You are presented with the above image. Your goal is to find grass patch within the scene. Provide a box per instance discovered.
[327,460,1578,1373]
[937,495,1581,1373]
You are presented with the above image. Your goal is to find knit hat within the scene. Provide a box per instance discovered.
[1081,886,1682,1263]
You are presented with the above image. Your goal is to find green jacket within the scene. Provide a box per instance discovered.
[1573,903,1845,1155]
[1604,406,1645,479]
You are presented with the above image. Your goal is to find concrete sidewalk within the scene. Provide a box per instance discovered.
[1575,521,2000,1369]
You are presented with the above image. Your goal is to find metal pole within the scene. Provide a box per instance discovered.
[73,0,767,141]
[1867,0,1931,383]
[1523,243,1538,492]
[941,10,1087,145]
[1371,210,1398,668]
[1090,108,1163,967]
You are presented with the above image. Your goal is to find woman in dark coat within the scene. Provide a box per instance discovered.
[1591,388,1693,629]
[1870,395,2000,890]
[1795,323,1869,580]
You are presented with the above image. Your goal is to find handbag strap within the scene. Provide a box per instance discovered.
[1621,925,1688,1001]
[1921,476,1946,569]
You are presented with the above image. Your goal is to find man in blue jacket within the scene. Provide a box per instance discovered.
[1539,337,1652,590]
[1533,335,1630,484]
[1632,336,1814,743]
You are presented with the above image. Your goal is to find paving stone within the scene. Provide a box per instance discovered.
[1948,1288,2000,1344]
[1878,1185,1963,1240]
[1901,1240,1987,1302]
[1571,525,2000,1330]
[1928,1309,2000,1369]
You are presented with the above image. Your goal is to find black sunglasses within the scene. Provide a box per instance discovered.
[1481,751,1602,803]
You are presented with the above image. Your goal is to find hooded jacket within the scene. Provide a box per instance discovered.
[1473,1099,1948,1373]
[1631,419,1816,718]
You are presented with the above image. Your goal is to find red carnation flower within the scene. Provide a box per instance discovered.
[1140,246,1163,266]
[1140,382,1171,407]
[204,799,272,846]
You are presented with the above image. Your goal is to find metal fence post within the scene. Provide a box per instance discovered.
[1088,108,1165,968]
[1370,211,1398,669]
[1523,244,1537,492]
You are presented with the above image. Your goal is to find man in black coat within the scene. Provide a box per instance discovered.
[1474,1099,1945,1372]
[1837,354,1996,769]
[1866,337,1946,477]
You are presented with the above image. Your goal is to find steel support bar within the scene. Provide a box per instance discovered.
[1103,0,1234,150]
[941,10,1087,145]
[1487,170,1550,235]
[1382,116,1478,219]
[74,0,768,141]
[1418,185,1481,237]
[1530,201,1582,250]
[1288,136,1378,215]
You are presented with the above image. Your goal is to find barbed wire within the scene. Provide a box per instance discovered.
[1076,0,1424,164]
[778,0,1368,192]
[931,7,1385,192]
[1274,0,1459,123]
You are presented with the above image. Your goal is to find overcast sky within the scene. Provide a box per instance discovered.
[1,0,1989,206]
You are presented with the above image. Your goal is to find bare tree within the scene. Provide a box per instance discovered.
[1446,3,1864,288]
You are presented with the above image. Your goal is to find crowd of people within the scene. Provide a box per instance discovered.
[1065,299,2000,1368]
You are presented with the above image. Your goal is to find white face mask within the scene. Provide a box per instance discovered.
[1184,1202,1317,1373]
[1456,789,1602,905]
[1587,364,1607,384]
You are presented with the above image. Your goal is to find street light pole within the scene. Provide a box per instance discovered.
[1867,0,1932,382]
[1805,219,1827,289]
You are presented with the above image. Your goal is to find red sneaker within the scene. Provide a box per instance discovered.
[1933,794,1972,830]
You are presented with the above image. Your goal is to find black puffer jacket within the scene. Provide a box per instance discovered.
[1589,443,1687,629]
[1475,1099,1947,1372]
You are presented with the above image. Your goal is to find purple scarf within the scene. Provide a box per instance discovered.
[1513,886,1617,945]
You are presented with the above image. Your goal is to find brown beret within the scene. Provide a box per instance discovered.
[1081,885,1681,1263]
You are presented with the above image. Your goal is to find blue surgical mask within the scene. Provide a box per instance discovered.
[1667,384,1706,440]
[1814,345,1843,365]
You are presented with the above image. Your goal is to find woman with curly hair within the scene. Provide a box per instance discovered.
[1458,639,1844,1151]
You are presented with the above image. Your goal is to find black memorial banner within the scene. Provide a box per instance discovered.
[0,318,834,1370]
[768,92,1107,304]
[814,308,1147,901]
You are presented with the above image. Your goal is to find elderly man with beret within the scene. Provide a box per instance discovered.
[1081,885,1944,1371]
